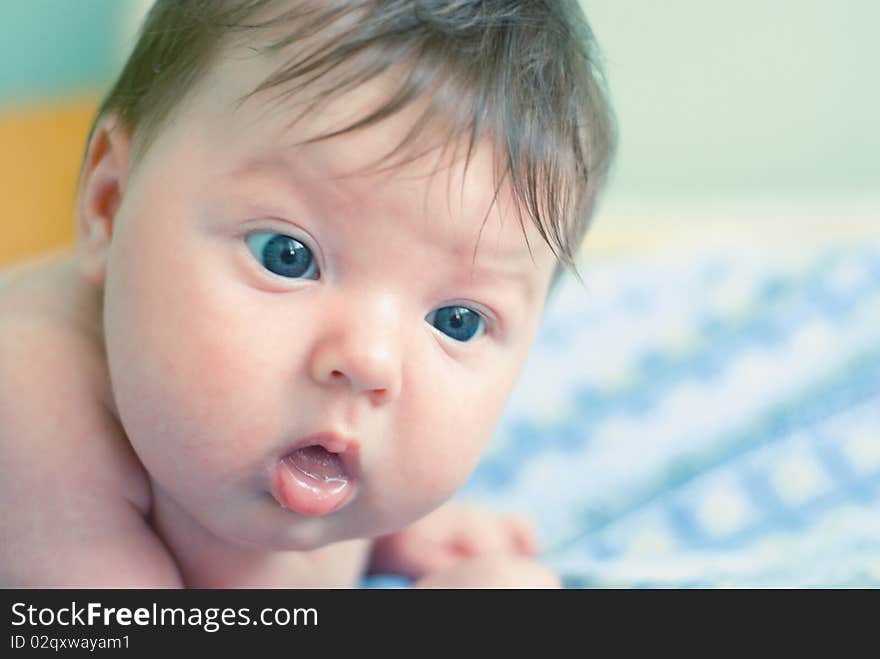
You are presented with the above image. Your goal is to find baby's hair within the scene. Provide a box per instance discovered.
[90,0,616,279]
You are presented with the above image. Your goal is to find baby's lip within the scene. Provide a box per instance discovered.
[269,431,361,516]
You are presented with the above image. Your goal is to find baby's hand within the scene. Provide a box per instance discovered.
[368,503,539,580]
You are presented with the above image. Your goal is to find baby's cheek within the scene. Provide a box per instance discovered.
[109,323,258,492]
[149,352,273,473]
[395,378,505,497]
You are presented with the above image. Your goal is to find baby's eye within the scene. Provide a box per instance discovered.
[245,231,319,280]
[425,306,486,342]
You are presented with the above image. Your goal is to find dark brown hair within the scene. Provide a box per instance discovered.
[92,0,616,278]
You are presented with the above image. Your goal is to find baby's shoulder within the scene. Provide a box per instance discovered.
[0,254,110,421]
[0,252,103,339]
[0,254,150,512]
[0,259,182,586]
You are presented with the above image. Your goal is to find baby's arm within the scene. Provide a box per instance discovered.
[0,317,181,587]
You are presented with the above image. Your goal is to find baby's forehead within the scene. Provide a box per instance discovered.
[167,34,556,276]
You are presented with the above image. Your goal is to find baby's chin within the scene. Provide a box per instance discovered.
[184,493,374,552]
[161,468,450,553]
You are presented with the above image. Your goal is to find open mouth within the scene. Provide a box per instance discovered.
[271,439,357,516]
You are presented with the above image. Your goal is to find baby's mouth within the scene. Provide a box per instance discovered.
[287,446,348,490]
[271,443,355,516]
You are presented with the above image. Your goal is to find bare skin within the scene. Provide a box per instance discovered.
[0,254,558,588]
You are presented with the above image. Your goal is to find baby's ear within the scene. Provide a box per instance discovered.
[76,114,132,286]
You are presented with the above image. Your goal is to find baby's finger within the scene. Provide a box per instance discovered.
[505,515,539,556]
[450,519,511,557]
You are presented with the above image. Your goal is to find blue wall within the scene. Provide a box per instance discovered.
[0,0,128,105]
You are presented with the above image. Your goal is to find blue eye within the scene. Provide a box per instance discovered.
[426,306,486,342]
[245,231,318,279]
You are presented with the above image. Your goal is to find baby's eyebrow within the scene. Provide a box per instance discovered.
[460,260,539,306]
[225,151,317,181]
[221,150,341,210]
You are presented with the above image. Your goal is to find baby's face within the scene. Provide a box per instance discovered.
[100,47,556,550]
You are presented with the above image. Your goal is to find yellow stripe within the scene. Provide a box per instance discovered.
[0,98,96,267]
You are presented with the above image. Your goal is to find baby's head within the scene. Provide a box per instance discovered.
[75,0,615,550]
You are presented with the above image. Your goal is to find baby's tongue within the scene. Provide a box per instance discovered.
[272,446,351,516]
[288,446,347,483]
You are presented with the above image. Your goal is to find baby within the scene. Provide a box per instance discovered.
[0,0,614,587]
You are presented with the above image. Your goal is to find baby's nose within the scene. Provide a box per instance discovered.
[308,293,403,403]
